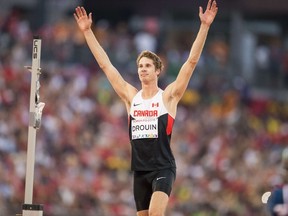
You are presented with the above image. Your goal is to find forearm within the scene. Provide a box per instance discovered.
[171,23,210,99]
[82,28,133,101]
[187,23,210,64]
[83,28,112,69]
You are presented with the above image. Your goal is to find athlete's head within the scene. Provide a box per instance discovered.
[136,50,163,76]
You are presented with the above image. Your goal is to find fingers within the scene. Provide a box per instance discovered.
[73,13,78,21]
[74,6,88,19]
[199,6,203,16]
[80,7,88,16]
[211,0,218,12]
[206,0,217,11]
[201,0,217,16]
[206,0,212,10]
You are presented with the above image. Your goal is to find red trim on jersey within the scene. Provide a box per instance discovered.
[166,115,174,135]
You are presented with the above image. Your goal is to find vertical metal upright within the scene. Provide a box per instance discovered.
[18,36,45,216]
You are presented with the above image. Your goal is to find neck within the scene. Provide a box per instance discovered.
[141,83,159,99]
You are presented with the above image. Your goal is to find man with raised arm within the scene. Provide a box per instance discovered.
[74,1,218,215]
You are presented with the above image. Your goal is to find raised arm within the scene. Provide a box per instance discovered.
[74,7,137,107]
[164,0,218,110]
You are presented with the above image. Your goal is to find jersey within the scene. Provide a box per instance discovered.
[129,89,176,171]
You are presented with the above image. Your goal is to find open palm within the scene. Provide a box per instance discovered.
[74,6,92,32]
[199,0,218,26]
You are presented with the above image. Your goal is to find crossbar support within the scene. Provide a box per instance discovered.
[18,36,44,216]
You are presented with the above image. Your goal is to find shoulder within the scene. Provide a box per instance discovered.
[124,88,139,112]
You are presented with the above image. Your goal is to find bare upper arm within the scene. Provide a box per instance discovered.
[163,83,179,118]
[163,61,197,117]
[102,64,138,111]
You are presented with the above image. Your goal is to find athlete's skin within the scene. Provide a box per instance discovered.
[74,1,218,215]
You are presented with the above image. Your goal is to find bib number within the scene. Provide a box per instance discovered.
[131,118,158,140]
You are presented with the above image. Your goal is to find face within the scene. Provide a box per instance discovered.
[137,57,160,83]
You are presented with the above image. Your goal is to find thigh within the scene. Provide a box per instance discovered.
[152,167,176,196]
[133,171,153,211]
[149,168,176,215]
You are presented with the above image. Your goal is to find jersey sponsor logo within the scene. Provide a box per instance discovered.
[132,133,158,139]
[133,103,141,106]
[134,110,158,117]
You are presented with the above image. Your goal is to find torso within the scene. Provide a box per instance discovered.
[128,89,176,171]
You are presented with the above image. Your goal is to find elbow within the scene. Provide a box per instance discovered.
[98,57,113,71]
[99,62,110,71]
[99,64,106,70]
[188,56,199,65]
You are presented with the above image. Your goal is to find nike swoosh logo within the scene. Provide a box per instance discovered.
[156,177,166,181]
[133,103,141,106]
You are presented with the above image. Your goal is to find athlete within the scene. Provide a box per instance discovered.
[74,1,218,215]
[267,148,288,216]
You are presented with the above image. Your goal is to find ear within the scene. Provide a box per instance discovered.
[156,69,161,77]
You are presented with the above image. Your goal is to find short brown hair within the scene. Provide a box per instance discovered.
[136,50,164,72]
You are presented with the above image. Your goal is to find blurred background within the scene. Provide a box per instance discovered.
[0,0,288,215]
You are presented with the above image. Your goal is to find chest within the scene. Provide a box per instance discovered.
[130,95,165,119]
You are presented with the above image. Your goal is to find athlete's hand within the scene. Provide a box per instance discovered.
[74,6,92,32]
[199,0,218,27]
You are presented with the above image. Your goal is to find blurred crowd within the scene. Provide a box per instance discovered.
[1,6,288,216]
